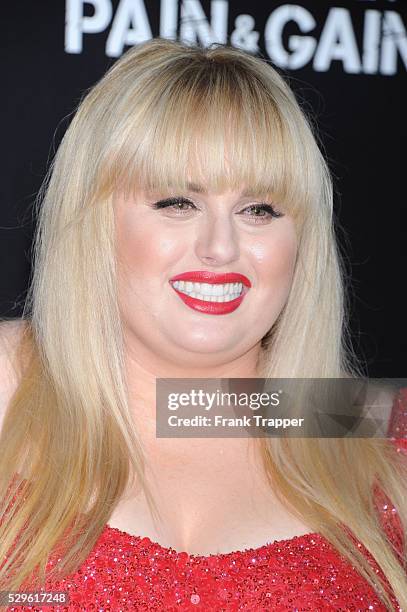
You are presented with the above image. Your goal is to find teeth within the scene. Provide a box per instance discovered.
[172,280,244,299]
[189,292,241,302]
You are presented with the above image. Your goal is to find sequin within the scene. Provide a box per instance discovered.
[5,388,407,611]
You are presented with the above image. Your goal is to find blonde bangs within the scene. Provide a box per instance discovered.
[99,54,310,220]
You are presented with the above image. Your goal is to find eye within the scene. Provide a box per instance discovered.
[150,197,284,223]
[151,197,196,214]
[238,203,284,224]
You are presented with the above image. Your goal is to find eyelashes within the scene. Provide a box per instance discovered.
[150,196,284,224]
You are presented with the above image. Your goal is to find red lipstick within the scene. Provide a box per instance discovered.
[169,271,251,315]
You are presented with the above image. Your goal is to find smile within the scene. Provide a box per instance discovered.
[172,280,243,302]
[169,271,251,315]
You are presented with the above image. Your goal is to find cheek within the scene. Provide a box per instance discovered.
[116,211,184,280]
[247,227,298,304]
[247,231,297,339]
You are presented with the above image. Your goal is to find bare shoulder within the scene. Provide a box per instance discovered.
[0,318,29,433]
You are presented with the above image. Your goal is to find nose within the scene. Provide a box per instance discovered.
[195,212,240,267]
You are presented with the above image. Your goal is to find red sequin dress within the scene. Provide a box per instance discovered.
[4,389,407,611]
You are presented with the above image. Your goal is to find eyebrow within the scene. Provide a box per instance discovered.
[186,182,206,193]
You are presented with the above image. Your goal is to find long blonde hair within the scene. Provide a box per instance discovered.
[0,38,406,609]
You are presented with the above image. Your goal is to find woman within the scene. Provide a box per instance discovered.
[0,37,406,610]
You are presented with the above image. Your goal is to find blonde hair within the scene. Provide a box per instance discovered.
[0,38,406,609]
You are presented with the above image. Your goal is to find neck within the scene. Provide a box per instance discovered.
[122,335,262,418]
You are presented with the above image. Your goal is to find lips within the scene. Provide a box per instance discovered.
[168,270,251,315]
[169,271,252,287]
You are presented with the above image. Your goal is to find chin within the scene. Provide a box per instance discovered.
[176,342,233,356]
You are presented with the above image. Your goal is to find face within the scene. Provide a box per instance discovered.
[113,184,298,370]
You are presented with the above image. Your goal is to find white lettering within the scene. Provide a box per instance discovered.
[63,1,406,78]
[380,11,407,75]
[230,14,259,53]
[65,0,112,54]
[264,5,316,70]
[179,0,228,46]
[363,10,381,74]
[159,0,179,40]
[313,8,361,73]
[106,0,152,58]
